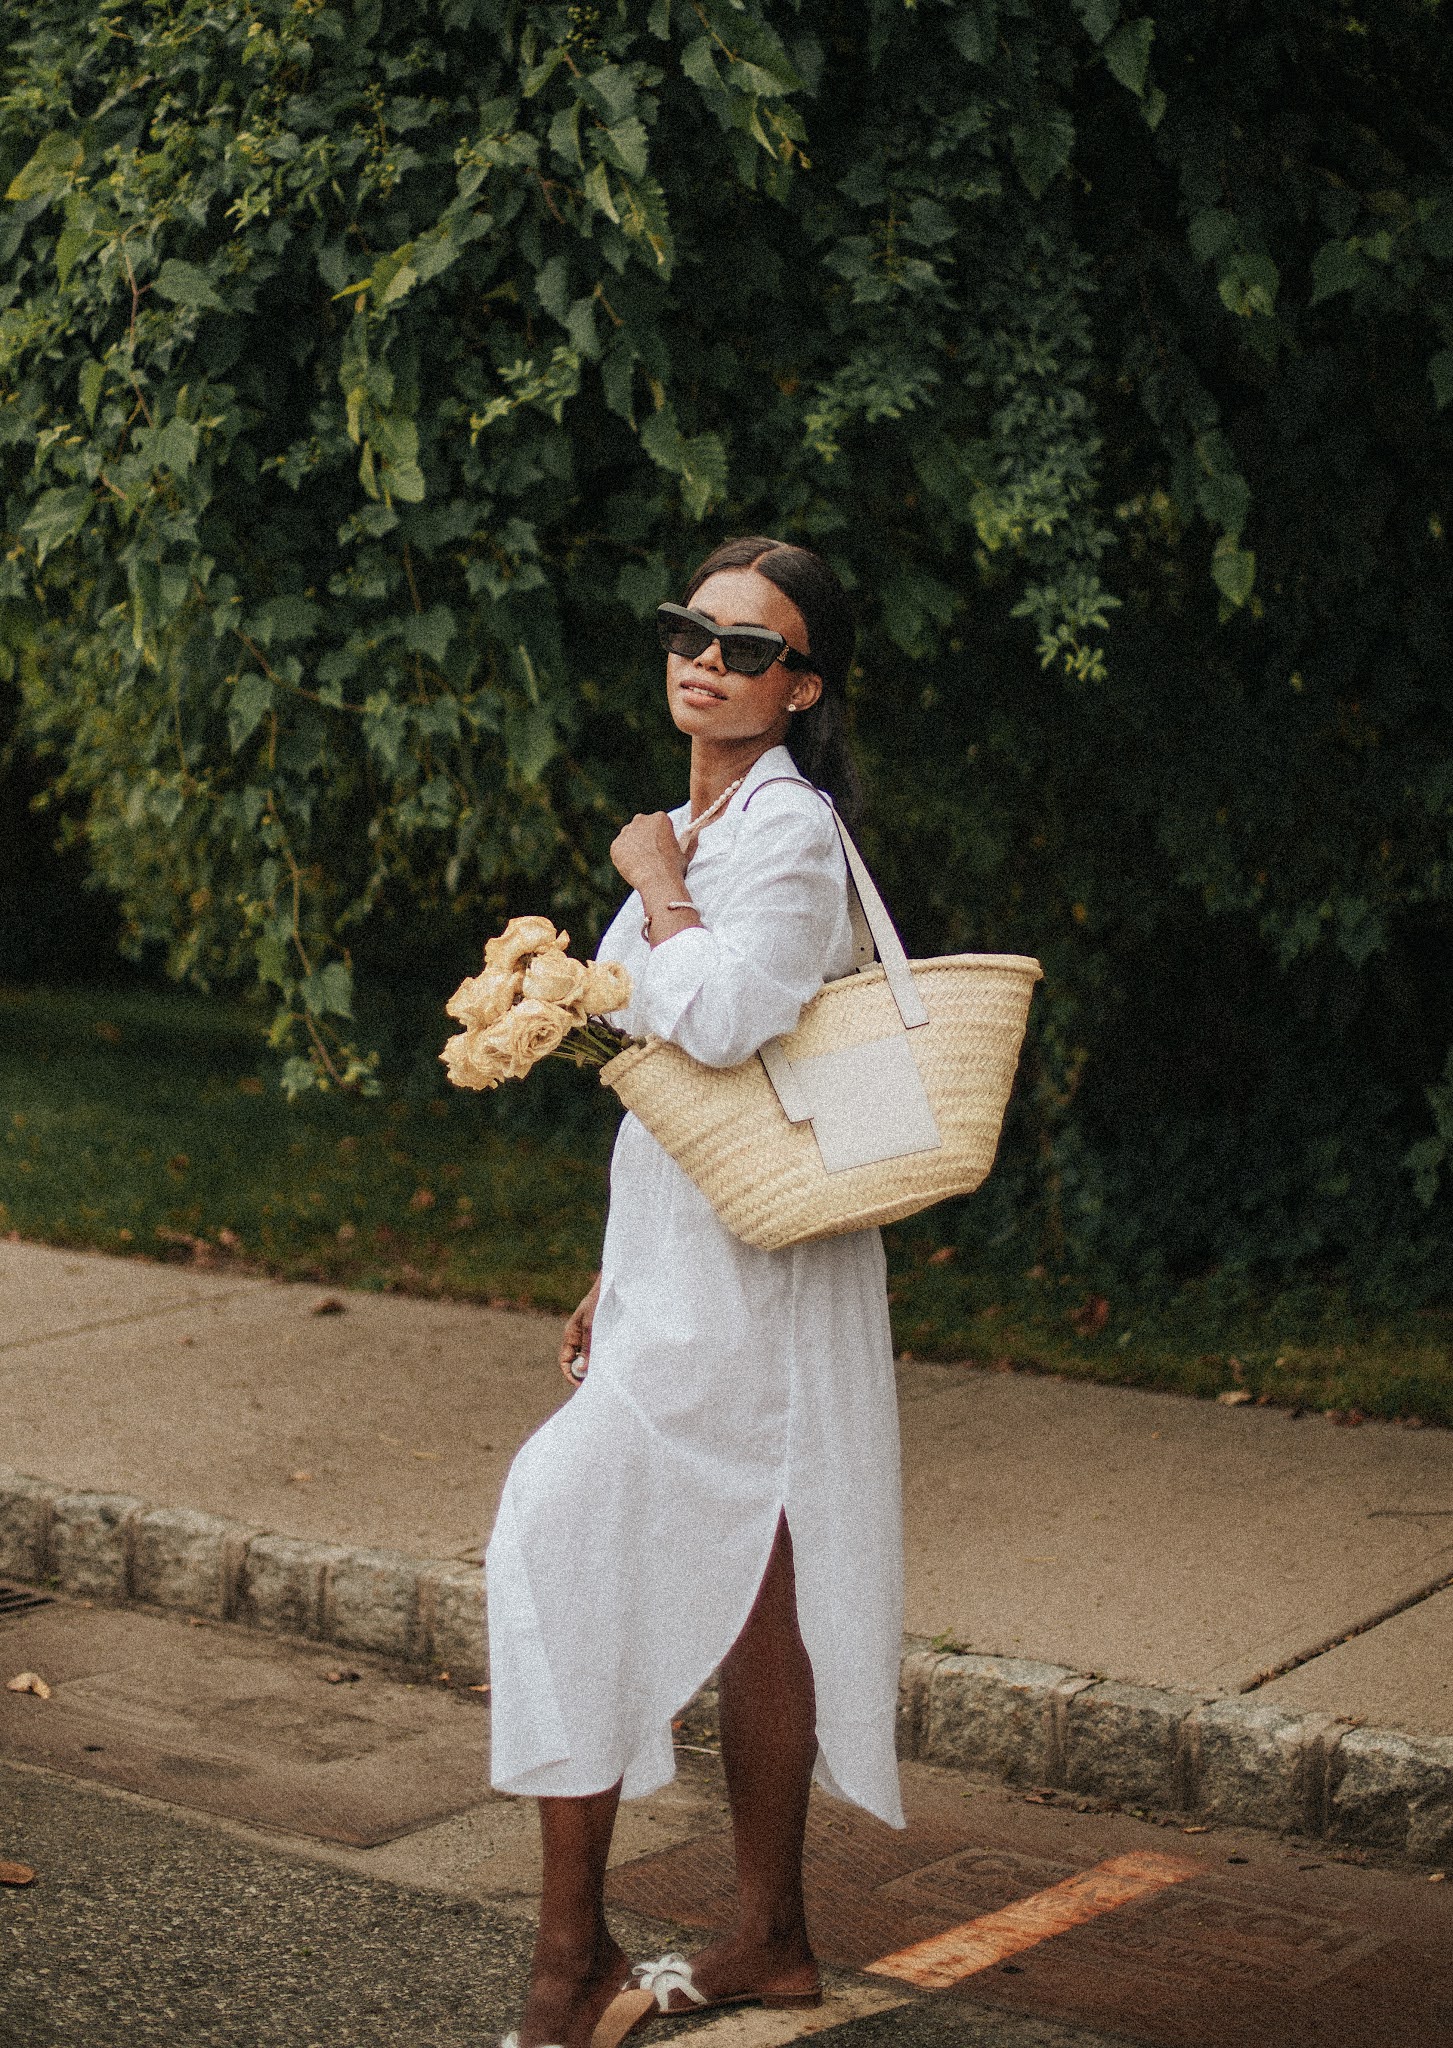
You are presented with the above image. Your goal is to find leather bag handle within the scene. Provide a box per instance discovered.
[740,773,929,1030]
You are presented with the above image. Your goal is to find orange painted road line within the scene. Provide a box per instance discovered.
[866,1848,1202,1991]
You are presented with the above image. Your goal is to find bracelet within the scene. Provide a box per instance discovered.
[641,899,698,942]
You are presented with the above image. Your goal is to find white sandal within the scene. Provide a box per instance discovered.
[591,1951,823,2045]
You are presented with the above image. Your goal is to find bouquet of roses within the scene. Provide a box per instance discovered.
[440,916,635,1092]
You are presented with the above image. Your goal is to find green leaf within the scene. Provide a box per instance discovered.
[504,697,558,782]
[78,360,105,426]
[362,692,409,771]
[249,595,320,645]
[547,99,584,170]
[1103,18,1153,96]
[681,38,725,99]
[616,557,669,618]
[153,258,225,312]
[400,606,457,666]
[383,458,426,504]
[54,221,96,283]
[601,342,636,422]
[228,674,273,752]
[1010,110,1075,199]
[1428,351,1453,411]
[1074,0,1120,43]
[1217,252,1279,319]
[301,960,353,1019]
[5,131,83,203]
[523,47,566,97]
[1212,540,1256,608]
[946,15,989,63]
[1188,210,1239,266]
[1309,239,1372,305]
[597,116,650,182]
[21,485,90,562]
[148,416,200,473]
[1196,470,1250,537]
[535,253,571,322]
[583,159,619,223]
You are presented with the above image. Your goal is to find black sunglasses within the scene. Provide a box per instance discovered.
[656,603,816,680]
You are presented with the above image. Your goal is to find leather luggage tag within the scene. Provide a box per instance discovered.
[759,1035,943,1174]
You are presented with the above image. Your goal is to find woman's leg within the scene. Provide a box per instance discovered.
[679,1514,821,2000]
[518,1782,631,2048]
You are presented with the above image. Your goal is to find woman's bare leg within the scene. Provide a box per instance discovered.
[678,1514,820,2002]
[518,1782,631,2047]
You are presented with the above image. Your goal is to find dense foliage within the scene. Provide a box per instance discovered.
[3,0,1452,1300]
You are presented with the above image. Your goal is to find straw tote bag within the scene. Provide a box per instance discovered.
[599,775,1043,1252]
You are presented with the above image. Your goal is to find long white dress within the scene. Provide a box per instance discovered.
[484,742,906,1829]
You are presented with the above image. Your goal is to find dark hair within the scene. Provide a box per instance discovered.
[683,535,866,837]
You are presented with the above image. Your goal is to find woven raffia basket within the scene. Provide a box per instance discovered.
[601,951,1042,1251]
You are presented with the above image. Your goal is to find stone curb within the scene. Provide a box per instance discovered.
[0,1470,487,1687]
[2,1469,1449,1863]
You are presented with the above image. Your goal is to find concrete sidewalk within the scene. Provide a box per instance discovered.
[3,1239,1451,1859]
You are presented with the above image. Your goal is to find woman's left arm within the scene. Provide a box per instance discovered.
[612,792,845,1068]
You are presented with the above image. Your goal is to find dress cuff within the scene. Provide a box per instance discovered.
[632,922,713,1042]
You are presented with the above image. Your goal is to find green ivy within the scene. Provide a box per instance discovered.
[2,0,1452,1299]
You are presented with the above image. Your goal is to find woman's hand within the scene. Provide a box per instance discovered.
[560,1271,603,1385]
[609,812,687,897]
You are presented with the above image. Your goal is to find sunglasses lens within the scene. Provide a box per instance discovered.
[716,633,779,677]
[657,611,713,660]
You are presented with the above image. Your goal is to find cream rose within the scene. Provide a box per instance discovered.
[521,950,590,1015]
[475,997,573,1079]
[581,959,631,1014]
[440,1029,512,1091]
[484,915,569,975]
[445,967,521,1031]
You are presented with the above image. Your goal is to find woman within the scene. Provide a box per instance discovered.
[486,536,905,2048]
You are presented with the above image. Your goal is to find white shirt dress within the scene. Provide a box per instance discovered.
[484,743,906,1829]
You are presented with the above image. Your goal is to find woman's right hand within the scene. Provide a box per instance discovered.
[560,1271,602,1385]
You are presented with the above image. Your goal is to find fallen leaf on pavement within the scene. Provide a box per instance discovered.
[469,1683,491,1696]
[411,1450,441,1461]
[288,1470,314,1483]
[311,1296,346,1316]
[323,1670,361,1685]
[1217,1389,1253,1406]
[1181,1824,1210,1834]
[6,1672,51,1699]
[0,1861,36,1886]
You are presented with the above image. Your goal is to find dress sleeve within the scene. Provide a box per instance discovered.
[621,789,845,1069]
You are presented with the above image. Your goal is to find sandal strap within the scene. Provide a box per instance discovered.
[629,1953,707,2010]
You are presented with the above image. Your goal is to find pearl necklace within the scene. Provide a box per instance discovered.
[643,774,746,943]
[676,774,745,852]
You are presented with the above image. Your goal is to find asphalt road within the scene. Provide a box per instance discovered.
[1,1760,1137,2048]
[1,1599,1446,2048]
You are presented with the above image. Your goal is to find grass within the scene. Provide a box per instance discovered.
[0,981,612,1314]
[3,981,1449,1427]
